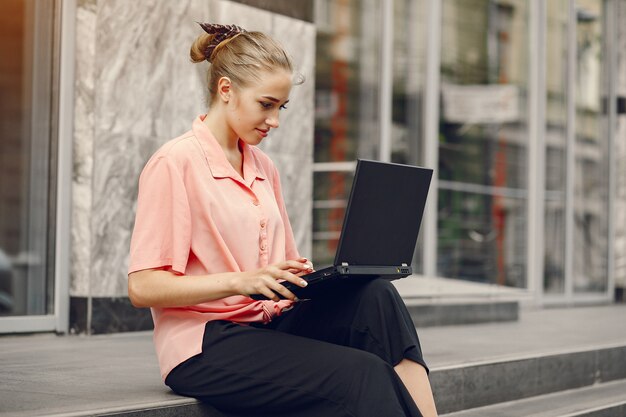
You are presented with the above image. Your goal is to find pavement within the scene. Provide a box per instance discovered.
[1,304,625,416]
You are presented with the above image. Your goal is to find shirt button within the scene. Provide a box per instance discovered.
[260,220,266,228]
[253,199,260,206]
[260,243,267,250]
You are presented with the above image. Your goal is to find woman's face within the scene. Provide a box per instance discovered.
[225,69,292,146]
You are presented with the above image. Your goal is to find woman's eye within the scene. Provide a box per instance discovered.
[279,104,288,110]
[260,102,272,109]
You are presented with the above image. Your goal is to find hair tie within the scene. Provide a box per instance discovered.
[198,22,247,62]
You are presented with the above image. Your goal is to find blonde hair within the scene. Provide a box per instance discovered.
[190,29,301,102]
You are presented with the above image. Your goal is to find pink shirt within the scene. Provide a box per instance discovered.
[128,115,299,380]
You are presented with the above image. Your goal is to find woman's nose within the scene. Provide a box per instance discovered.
[266,113,279,129]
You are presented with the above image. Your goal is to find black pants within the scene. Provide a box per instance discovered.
[165,279,428,417]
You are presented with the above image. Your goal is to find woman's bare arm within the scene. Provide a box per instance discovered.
[128,258,313,308]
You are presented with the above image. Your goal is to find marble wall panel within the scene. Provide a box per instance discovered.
[71,0,97,296]
[615,0,626,288]
[619,1,626,95]
[72,0,210,297]
[230,0,315,22]
[270,153,313,259]
[263,12,316,159]
[72,0,314,297]
[210,0,273,30]
[91,0,212,297]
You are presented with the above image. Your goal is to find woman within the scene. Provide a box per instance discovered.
[128,23,438,417]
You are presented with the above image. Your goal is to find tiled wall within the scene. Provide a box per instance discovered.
[70,0,315,331]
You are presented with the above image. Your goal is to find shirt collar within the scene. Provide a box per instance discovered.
[192,115,266,186]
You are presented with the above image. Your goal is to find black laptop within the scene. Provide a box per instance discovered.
[253,159,433,300]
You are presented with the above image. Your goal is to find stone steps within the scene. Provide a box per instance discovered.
[38,343,626,417]
[432,343,626,415]
[405,299,519,327]
[442,379,626,417]
[3,305,625,417]
[44,399,221,417]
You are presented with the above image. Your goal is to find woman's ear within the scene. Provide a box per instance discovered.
[217,77,232,103]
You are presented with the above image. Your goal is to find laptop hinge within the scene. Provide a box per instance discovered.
[341,262,349,267]
[401,263,408,267]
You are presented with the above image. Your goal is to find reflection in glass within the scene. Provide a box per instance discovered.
[314,0,381,163]
[573,0,608,293]
[312,171,355,266]
[313,0,380,265]
[392,0,427,273]
[0,0,56,316]
[438,190,526,286]
[391,0,426,166]
[438,0,529,287]
[543,0,568,294]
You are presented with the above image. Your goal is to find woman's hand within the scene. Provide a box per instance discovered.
[231,258,313,301]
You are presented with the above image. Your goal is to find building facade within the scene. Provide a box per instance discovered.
[0,0,624,334]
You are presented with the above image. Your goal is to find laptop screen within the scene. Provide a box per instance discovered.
[334,159,433,267]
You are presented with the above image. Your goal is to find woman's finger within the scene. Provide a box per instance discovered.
[276,269,309,288]
[298,258,314,270]
[257,282,280,302]
[288,266,314,275]
[279,259,313,272]
[266,278,298,300]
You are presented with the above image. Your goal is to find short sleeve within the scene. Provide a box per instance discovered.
[128,155,191,275]
[270,164,300,260]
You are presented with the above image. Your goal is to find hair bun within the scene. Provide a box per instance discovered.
[198,23,247,62]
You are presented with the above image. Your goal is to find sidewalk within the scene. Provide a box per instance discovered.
[1,304,625,416]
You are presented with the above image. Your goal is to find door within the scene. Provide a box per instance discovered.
[0,0,59,331]
[542,0,614,304]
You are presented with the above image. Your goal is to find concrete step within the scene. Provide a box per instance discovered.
[35,343,626,417]
[430,343,626,414]
[44,399,220,417]
[442,379,626,417]
[405,299,519,327]
[394,276,522,327]
[45,399,226,417]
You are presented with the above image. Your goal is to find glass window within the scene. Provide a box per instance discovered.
[0,0,57,316]
[391,0,427,166]
[543,0,569,294]
[392,0,427,272]
[438,0,530,288]
[312,170,355,265]
[314,0,381,164]
[572,0,609,293]
[313,0,381,266]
